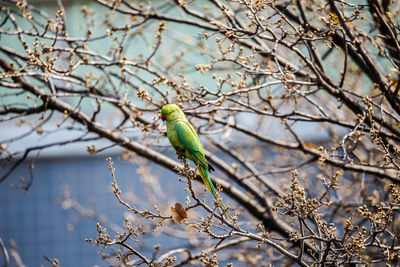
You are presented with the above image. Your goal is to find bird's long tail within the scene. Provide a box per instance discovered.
[198,166,232,220]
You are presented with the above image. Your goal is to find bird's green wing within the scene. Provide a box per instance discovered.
[175,120,208,169]
[176,120,231,219]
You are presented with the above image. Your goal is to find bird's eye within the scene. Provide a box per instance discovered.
[169,112,171,114]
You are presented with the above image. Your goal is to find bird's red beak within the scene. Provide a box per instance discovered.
[161,114,166,121]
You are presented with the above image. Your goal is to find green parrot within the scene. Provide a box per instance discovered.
[160,104,231,219]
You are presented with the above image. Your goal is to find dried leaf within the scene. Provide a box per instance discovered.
[171,202,187,223]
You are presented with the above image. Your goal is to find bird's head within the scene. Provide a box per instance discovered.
[160,104,183,122]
